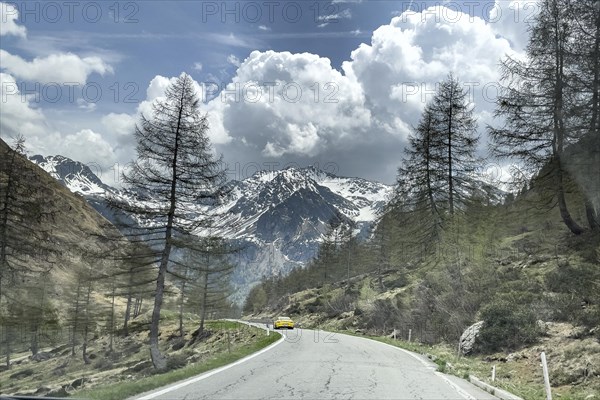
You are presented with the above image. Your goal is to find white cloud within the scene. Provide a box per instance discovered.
[101,113,136,137]
[263,123,322,157]
[227,54,241,67]
[77,98,97,112]
[258,25,271,31]
[343,6,516,134]
[317,8,352,22]
[0,73,118,169]
[61,129,117,165]
[197,5,525,182]
[0,3,532,184]
[0,50,113,85]
[488,0,537,53]
[0,73,46,138]
[193,62,203,71]
[0,2,26,37]
[204,50,371,163]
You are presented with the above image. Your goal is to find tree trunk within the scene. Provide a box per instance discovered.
[585,199,600,231]
[5,326,11,370]
[149,255,168,370]
[199,268,209,335]
[149,90,185,371]
[447,95,455,216]
[71,280,82,357]
[123,279,133,337]
[82,283,92,365]
[553,17,585,236]
[178,278,187,337]
[586,5,600,231]
[135,296,143,318]
[30,324,39,356]
[109,284,116,352]
[556,163,585,235]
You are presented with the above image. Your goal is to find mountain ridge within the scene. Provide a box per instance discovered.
[29,153,393,300]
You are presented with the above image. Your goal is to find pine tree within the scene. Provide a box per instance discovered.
[111,73,227,369]
[488,0,586,234]
[397,104,444,242]
[568,0,600,230]
[430,74,480,216]
[395,75,480,247]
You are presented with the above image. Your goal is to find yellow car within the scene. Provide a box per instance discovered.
[273,316,294,329]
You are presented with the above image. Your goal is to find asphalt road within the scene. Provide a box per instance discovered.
[131,326,498,400]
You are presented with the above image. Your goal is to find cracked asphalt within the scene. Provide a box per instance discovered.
[131,328,498,400]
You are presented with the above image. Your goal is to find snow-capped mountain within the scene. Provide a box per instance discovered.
[29,155,113,195]
[30,154,393,300]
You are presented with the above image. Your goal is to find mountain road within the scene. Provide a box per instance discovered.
[130,325,498,400]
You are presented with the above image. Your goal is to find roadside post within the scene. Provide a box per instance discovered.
[492,365,496,382]
[408,329,412,342]
[541,352,552,400]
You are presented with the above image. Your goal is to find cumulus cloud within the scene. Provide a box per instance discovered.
[0,2,26,37]
[206,50,370,160]
[0,50,113,85]
[343,6,515,137]
[101,113,136,137]
[61,129,118,165]
[0,73,46,138]
[1,73,118,169]
[1,3,530,184]
[197,5,521,182]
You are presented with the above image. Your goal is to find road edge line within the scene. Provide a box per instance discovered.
[338,333,477,400]
[434,372,477,400]
[469,375,524,400]
[135,331,284,399]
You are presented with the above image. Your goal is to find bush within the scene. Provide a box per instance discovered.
[92,357,114,371]
[165,353,188,371]
[325,293,355,318]
[476,297,542,353]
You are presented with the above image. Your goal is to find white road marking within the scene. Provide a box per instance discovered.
[434,372,477,400]
[358,335,477,400]
[368,338,435,370]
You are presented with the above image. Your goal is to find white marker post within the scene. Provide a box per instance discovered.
[541,352,552,400]
[492,365,496,382]
[408,329,412,342]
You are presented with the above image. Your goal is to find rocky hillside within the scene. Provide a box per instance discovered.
[1,138,130,366]
[1,139,123,277]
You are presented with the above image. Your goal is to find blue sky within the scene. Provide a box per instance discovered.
[0,1,533,185]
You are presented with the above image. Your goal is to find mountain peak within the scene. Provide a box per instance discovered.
[29,154,110,195]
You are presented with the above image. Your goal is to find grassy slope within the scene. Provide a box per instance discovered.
[1,138,129,355]
[247,181,600,399]
[1,316,279,399]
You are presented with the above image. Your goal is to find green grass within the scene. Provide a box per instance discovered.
[76,323,280,400]
[343,332,596,400]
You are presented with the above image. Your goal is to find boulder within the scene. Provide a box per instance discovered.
[71,377,91,389]
[30,351,53,362]
[459,321,484,355]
